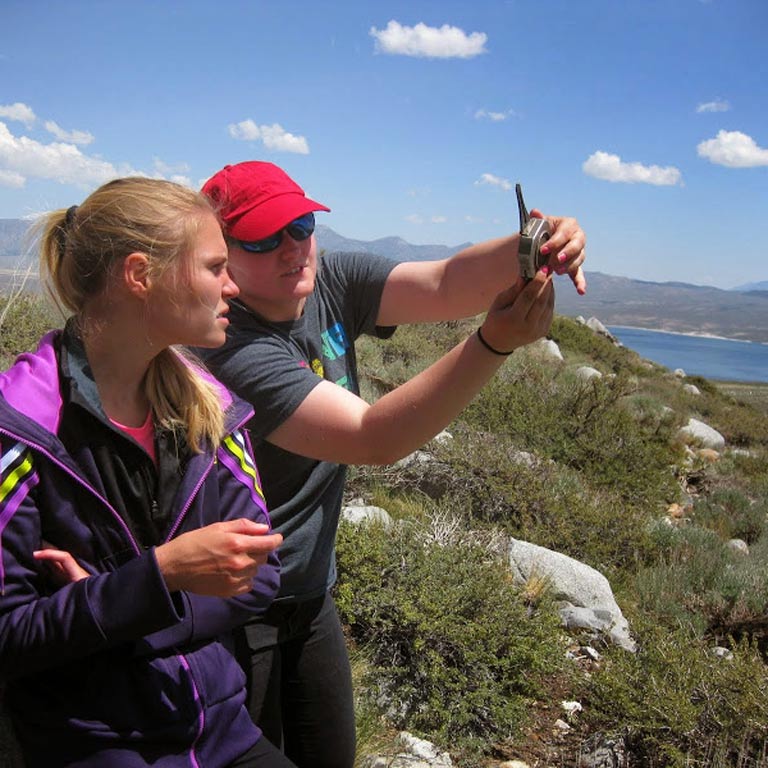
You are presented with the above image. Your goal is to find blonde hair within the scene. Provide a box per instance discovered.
[38,177,226,452]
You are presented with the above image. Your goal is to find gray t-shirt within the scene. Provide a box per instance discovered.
[200,251,397,602]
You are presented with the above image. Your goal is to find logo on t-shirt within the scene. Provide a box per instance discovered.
[319,322,352,390]
[321,323,350,361]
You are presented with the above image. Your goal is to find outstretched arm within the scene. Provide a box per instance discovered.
[268,267,554,465]
[377,212,585,326]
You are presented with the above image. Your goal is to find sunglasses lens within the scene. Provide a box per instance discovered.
[285,213,315,242]
[237,213,316,253]
[239,234,281,253]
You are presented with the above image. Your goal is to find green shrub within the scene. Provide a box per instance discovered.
[0,293,58,367]
[461,363,681,507]
[334,516,568,763]
[694,489,767,544]
[348,648,397,768]
[694,391,768,448]
[637,523,768,643]
[549,315,648,374]
[635,524,727,634]
[357,321,468,392]
[350,316,768,765]
[584,619,768,767]
[436,426,657,578]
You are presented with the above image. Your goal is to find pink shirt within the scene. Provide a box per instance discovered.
[109,411,157,465]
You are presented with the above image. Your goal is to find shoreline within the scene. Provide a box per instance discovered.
[608,324,768,346]
[606,325,768,385]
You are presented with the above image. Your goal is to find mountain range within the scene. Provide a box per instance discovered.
[315,225,768,343]
[2,218,767,343]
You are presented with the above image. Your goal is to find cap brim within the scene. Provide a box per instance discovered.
[228,193,331,241]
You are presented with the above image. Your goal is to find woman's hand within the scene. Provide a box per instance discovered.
[155,519,283,598]
[478,266,555,354]
[34,542,90,585]
[530,208,587,295]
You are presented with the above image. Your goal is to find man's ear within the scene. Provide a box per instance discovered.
[123,252,151,298]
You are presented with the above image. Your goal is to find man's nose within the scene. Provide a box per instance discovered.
[278,232,303,256]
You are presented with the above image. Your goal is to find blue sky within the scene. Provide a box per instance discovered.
[1,0,766,289]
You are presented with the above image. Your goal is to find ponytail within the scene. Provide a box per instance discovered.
[145,348,225,453]
[37,177,227,452]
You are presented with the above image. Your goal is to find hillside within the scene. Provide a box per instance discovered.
[1,293,768,767]
[553,271,768,343]
[316,224,471,262]
[735,280,768,292]
[342,314,768,766]
[0,219,30,258]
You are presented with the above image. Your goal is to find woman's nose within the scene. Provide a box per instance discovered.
[223,269,239,298]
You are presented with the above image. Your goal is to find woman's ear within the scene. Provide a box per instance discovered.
[123,252,151,298]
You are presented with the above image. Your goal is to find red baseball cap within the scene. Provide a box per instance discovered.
[201,161,330,241]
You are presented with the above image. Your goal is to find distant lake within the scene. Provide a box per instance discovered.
[608,326,768,384]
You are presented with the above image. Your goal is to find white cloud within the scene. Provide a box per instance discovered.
[0,102,36,128]
[44,120,95,146]
[228,119,309,154]
[582,150,682,185]
[406,213,446,225]
[260,124,309,154]
[0,168,25,188]
[474,172,512,191]
[464,215,483,223]
[228,120,261,141]
[0,111,193,194]
[696,129,768,168]
[370,20,487,59]
[696,99,730,114]
[162,173,193,187]
[474,108,513,122]
[0,118,191,194]
[151,159,193,188]
[0,121,134,188]
[153,158,190,175]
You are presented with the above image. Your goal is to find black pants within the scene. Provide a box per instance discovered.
[229,737,298,768]
[235,591,356,768]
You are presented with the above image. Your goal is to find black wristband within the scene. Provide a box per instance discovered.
[476,326,514,356]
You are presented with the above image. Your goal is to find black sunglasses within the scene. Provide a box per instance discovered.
[234,213,316,254]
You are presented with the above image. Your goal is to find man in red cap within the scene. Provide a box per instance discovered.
[198,161,587,768]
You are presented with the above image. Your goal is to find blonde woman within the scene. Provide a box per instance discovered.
[0,178,295,767]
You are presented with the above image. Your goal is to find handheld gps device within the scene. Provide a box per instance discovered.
[516,183,551,281]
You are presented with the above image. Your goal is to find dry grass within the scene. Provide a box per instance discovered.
[716,381,768,416]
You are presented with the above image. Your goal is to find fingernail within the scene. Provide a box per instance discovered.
[539,244,550,255]
[558,251,567,263]
[540,265,551,276]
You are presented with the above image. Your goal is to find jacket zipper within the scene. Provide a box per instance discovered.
[163,411,254,543]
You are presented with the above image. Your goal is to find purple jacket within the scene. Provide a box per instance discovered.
[0,332,280,767]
